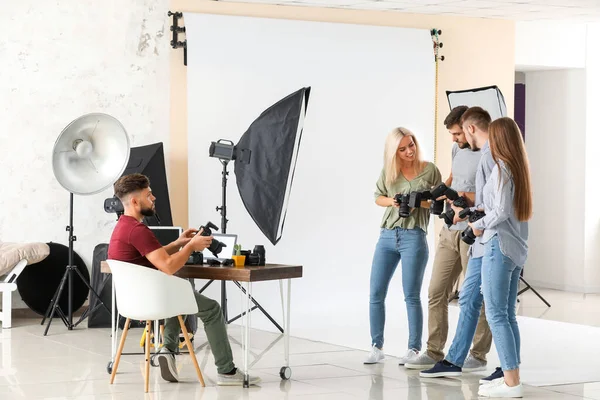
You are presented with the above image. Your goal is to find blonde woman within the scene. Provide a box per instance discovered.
[468,118,533,398]
[365,127,442,365]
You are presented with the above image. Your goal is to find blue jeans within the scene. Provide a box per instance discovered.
[481,236,521,371]
[369,227,429,350]
[446,256,484,367]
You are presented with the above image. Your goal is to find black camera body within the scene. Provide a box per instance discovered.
[439,196,469,227]
[428,183,460,217]
[409,190,432,208]
[395,190,435,218]
[430,183,459,202]
[186,252,203,265]
[460,210,486,245]
[198,221,227,256]
[429,199,445,215]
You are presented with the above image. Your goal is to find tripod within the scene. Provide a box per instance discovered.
[41,193,112,336]
[518,269,551,307]
[449,272,551,308]
[199,161,284,333]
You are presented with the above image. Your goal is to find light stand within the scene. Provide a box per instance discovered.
[41,193,111,335]
[49,112,130,336]
[199,88,310,330]
[217,160,229,322]
[199,160,283,332]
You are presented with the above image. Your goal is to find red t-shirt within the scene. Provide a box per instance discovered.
[108,216,163,269]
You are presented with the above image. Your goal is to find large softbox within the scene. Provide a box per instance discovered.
[446,85,507,120]
[234,87,310,245]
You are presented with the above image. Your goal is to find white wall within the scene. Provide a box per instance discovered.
[524,69,587,291]
[0,0,170,308]
[584,23,600,291]
[515,21,587,71]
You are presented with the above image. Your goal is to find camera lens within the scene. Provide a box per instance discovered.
[208,239,226,256]
[440,208,455,227]
[397,194,410,218]
[461,229,477,245]
[460,210,485,245]
[430,199,444,215]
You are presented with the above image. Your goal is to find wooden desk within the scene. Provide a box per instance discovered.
[102,260,301,387]
[100,261,302,282]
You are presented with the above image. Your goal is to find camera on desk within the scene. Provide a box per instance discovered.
[241,245,266,266]
[186,252,203,265]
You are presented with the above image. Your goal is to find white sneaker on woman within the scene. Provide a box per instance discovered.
[364,344,385,364]
[398,349,419,365]
[478,379,523,398]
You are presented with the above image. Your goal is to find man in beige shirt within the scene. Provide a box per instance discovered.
[405,106,492,371]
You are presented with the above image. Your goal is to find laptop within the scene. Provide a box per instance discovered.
[150,226,183,246]
[202,233,238,262]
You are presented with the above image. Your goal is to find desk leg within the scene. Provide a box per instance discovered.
[279,279,292,380]
[243,281,252,388]
[286,279,291,365]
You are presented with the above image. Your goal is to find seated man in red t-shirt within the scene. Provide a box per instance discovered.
[108,173,260,386]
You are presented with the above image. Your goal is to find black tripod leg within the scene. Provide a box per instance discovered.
[228,306,259,324]
[55,306,69,327]
[448,290,459,304]
[42,270,68,326]
[72,267,111,327]
[75,267,111,313]
[230,281,284,333]
[519,277,551,307]
[44,269,70,336]
[198,280,214,294]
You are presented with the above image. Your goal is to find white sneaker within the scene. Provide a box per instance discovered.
[480,377,505,387]
[463,353,487,372]
[405,352,436,370]
[217,369,261,386]
[156,348,179,382]
[398,349,419,365]
[478,379,523,398]
[364,344,385,364]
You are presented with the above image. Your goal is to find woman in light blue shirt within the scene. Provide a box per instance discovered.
[468,118,532,398]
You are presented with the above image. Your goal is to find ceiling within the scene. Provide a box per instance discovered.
[219,0,600,22]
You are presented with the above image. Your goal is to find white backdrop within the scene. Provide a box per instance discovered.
[185,13,436,355]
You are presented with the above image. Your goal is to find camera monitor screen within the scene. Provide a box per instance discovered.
[203,233,238,261]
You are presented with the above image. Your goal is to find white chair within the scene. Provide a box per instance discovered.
[107,260,205,393]
[0,259,28,329]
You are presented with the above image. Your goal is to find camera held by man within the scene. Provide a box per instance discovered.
[459,209,486,245]
[427,183,471,228]
[197,221,227,257]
